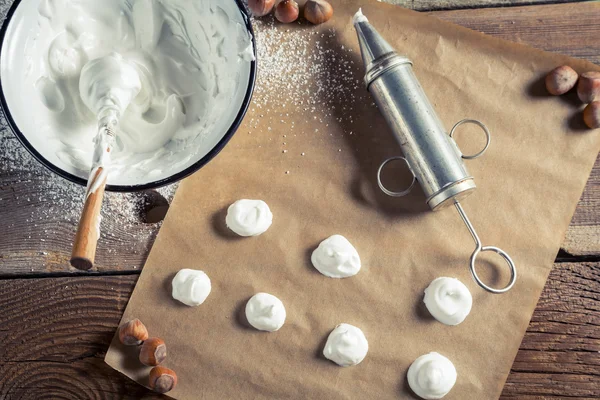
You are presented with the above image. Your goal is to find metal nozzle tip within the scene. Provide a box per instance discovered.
[353,8,368,25]
[353,9,396,67]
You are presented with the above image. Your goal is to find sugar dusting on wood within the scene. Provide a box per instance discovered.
[0,107,177,271]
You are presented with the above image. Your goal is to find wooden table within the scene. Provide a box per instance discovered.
[1,0,599,398]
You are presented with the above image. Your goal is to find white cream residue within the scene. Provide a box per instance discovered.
[85,129,112,197]
[25,0,253,182]
[407,352,457,400]
[353,8,368,25]
[226,199,273,237]
[171,269,212,307]
[323,323,369,367]
[311,235,361,278]
[423,277,473,326]
[245,292,286,332]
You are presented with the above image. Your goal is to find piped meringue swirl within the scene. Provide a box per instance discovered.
[407,352,457,399]
[225,199,273,237]
[245,292,286,332]
[423,277,472,326]
[323,323,368,367]
[311,235,361,278]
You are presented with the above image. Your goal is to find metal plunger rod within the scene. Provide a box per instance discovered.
[454,201,481,248]
[454,201,517,294]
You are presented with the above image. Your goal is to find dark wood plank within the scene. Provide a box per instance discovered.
[0,275,160,399]
[432,1,600,65]
[502,262,600,398]
[0,2,599,274]
[0,262,598,398]
[383,0,582,11]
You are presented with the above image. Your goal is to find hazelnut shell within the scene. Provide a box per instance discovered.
[274,0,299,23]
[583,101,600,129]
[139,337,167,366]
[118,319,149,346]
[304,0,334,25]
[545,65,578,96]
[577,71,600,103]
[247,0,275,17]
[149,366,178,394]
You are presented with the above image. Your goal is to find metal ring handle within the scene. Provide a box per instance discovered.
[376,156,416,197]
[469,245,517,294]
[449,119,491,160]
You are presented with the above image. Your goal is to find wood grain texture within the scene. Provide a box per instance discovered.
[0,275,160,399]
[384,0,584,11]
[0,262,597,398]
[502,262,600,398]
[1,2,599,277]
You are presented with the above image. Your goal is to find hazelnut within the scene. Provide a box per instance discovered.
[139,337,167,366]
[583,101,600,129]
[149,366,178,394]
[118,319,148,346]
[248,0,275,17]
[274,0,299,23]
[304,0,333,25]
[577,71,600,103]
[545,65,578,96]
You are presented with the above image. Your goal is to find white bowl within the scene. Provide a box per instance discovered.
[0,0,256,191]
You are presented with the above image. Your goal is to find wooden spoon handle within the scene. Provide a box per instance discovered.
[70,167,107,270]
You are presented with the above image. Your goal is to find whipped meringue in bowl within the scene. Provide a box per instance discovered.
[323,323,369,367]
[226,199,273,237]
[311,235,361,278]
[171,269,212,307]
[0,0,256,190]
[245,292,286,332]
[407,352,457,400]
[423,277,473,326]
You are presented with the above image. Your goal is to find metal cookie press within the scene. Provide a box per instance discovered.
[353,10,516,293]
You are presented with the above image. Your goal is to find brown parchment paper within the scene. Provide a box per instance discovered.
[106,0,600,398]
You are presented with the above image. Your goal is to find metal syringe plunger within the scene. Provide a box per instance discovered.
[353,9,516,294]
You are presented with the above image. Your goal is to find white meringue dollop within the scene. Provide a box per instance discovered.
[311,235,361,278]
[245,292,286,332]
[423,277,473,326]
[171,269,212,307]
[225,199,273,237]
[323,323,369,367]
[407,352,457,400]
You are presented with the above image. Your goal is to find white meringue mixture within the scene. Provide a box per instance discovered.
[424,277,473,326]
[78,53,142,121]
[311,235,361,278]
[407,352,457,400]
[4,0,253,186]
[171,268,212,307]
[226,199,273,237]
[79,53,143,196]
[245,292,286,332]
[323,323,369,367]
